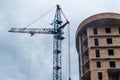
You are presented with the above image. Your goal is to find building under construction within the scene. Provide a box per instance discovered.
[76,13,120,80]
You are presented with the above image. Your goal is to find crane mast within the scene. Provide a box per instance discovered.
[8,5,69,80]
[53,5,63,80]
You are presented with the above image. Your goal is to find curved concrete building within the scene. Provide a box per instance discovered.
[76,13,120,80]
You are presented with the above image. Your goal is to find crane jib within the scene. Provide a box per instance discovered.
[8,28,55,34]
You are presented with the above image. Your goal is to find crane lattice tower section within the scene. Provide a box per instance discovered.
[76,13,120,80]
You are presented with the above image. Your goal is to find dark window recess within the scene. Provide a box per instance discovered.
[94,28,97,34]
[107,38,112,44]
[105,28,111,33]
[98,72,103,80]
[97,61,101,68]
[108,49,114,55]
[109,61,116,67]
[95,39,99,46]
[119,28,120,34]
[96,50,100,57]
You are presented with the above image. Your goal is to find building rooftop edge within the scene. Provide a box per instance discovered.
[75,12,120,53]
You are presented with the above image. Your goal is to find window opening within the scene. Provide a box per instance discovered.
[109,61,116,67]
[119,28,120,34]
[98,72,103,80]
[108,49,114,55]
[95,38,99,46]
[105,28,111,33]
[107,38,112,44]
[94,28,97,34]
[97,61,101,68]
[96,50,100,57]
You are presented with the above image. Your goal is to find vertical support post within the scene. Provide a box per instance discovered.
[79,35,83,79]
[53,5,63,80]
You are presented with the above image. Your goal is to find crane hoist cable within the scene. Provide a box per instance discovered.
[61,9,71,80]
[64,22,71,80]
[67,23,71,80]
[61,8,71,80]
[26,37,33,80]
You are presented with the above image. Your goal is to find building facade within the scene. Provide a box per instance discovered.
[76,13,120,80]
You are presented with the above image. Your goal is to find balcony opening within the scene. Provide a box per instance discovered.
[108,68,120,80]
[82,29,87,39]
[109,74,119,80]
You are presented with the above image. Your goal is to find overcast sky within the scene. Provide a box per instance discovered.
[1,0,120,80]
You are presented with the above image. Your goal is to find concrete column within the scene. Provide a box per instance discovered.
[79,35,83,77]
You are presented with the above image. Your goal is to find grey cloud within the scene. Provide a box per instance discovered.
[1,0,120,80]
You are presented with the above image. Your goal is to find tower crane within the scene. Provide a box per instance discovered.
[8,5,69,80]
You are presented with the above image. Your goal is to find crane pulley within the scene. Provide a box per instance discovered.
[8,4,70,80]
